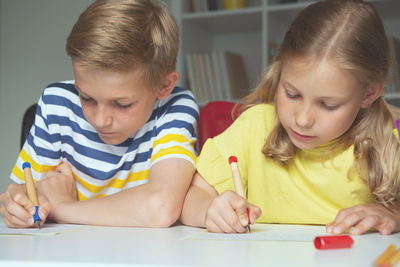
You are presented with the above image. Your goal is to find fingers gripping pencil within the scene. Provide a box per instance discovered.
[22,162,42,229]
[228,156,251,232]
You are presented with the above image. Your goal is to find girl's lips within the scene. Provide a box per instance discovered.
[291,129,316,141]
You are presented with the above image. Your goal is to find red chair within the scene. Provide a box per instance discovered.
[198,101,240,150]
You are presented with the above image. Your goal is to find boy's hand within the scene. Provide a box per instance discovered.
[0,183,51,228]
[326,203,400,235]
[37,163,78,222]
[205,190,261,233]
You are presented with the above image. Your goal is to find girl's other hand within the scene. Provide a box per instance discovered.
[0,183,51,228]
[326,203,400,235]
[205,190,261,233]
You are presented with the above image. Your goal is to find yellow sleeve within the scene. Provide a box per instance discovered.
[196,108,254,194]
[196,104,276,195]
[196,138,236,194]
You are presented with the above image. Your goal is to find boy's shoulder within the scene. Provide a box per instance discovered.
[166,86,197,103]
[42,80,79,102]
[157,86,199,115]
[45,80,77,93]
[40,80,82,114]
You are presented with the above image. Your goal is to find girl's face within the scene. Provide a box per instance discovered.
[276,58,367,150]
[73,63,160,145]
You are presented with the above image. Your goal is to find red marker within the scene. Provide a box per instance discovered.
[228,156,251,232]
[314,235,354,250]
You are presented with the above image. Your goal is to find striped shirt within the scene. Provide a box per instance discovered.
[10,81,199,200]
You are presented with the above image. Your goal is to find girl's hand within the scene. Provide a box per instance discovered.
[36,163,78,222]
[326,203,400,235]
[0,183,51,228]
[205,190,261,233]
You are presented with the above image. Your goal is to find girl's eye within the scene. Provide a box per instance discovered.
[321,102,339,111]
[285,90,299,99]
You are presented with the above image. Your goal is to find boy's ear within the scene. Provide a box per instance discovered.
[157,71,179,100]
[361,82,385,108]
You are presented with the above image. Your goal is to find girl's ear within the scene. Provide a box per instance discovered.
[157,71,180,100]
[361,82,385,108]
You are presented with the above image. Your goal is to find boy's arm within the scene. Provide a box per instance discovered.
[39,159,194,227]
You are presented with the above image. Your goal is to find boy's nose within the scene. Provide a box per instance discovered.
[93,106,112,128]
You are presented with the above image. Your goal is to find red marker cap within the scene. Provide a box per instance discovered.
[229,156,237,164]
[314,235,354,250]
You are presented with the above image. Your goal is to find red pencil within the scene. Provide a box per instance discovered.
[228,156,251,232]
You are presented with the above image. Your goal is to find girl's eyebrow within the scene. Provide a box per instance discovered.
[282,81,298,91]
[282,81,348,102]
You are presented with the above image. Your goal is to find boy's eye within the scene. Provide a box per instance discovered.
[114,102,133,109]
[80,94,94,103]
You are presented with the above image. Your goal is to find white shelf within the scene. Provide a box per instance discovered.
[170,0,400,104]
[182,6,263,19]
[384,93,400,100]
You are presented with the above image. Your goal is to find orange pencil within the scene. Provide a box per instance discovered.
[387,249,400,267]
[375,244,396,267]
[228,156,251,233]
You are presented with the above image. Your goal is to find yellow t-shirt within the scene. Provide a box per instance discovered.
[197,104,374,225]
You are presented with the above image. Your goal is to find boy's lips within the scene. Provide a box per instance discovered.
[98,130,116,135]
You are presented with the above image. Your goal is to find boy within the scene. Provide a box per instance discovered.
[0,0,199,228]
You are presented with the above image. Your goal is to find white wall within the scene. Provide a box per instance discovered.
[0,0,94,193]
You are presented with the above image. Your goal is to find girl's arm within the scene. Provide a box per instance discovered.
[326,203,400,235]
[180,172,261,233]
[36,159,194,227]
[180,172,218,227]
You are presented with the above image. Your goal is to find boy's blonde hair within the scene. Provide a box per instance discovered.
[66,0,179,89]
[241,0,400,207]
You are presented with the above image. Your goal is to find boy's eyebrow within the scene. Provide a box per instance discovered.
[74,85,134,101]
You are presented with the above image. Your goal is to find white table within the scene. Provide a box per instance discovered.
[0,222,399,267]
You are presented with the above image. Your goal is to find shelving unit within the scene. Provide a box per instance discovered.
[168,0,400,106]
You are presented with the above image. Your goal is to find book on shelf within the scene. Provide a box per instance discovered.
[224,51,249,99]
[185,50,249,103]
[190,0,219,13]
[386,36,400,94]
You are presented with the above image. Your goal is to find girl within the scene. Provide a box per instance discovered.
[180,0,400,235]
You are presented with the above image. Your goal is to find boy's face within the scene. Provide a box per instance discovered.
[73,63,159,145]
[276,58,366,150]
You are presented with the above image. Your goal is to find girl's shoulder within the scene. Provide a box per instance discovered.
[239,103,276,122]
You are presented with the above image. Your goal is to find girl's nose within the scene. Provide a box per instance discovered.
[295,107,314,128]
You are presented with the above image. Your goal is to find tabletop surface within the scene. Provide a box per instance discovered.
[0,222,399,267]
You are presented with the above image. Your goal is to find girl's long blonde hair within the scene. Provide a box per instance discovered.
[239,0,400,207]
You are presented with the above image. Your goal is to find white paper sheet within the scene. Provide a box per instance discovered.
[184,224,329,241]
[0,223,91,236]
